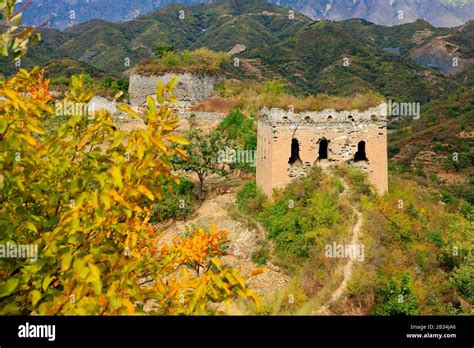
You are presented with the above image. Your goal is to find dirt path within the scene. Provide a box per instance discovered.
[317,178,363,314]
[159,192,289,305]
[328,207,363,303]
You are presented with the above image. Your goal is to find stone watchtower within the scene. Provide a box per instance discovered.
[256,103,388,197]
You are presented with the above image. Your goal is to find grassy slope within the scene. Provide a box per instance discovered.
[238,167,472,315]
[389,87,474,204]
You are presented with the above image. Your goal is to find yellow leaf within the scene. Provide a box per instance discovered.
[210,258,222,269]
[24,221,38,233]
[147,95,157,114]
[26,123,45,134]
[155,278,165,293]
[61,254,73,272]
[137,185,155,201]
[77,134,91,150]
[19,134,37,146]
[233,273,246,288]
[42,275,53,291]
[102,193,111,209]
[247,290,260,308]
[175,148,188,160]
[109,190,126,205]
[113,91,124,101]
[154,139,168,152]
[167,135,189,145]
[250,268,266,277]
[166,76,179,93]
[123,299,135,314]
[156,81,164,104]
[110,166,123,190]
[30,290,42,306]
[118,104,140,119]
[225,273,237,286]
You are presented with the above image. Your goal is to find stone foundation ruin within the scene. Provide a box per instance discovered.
[129,73,224,107]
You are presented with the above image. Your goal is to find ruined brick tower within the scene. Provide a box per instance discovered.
[256,103,388,197]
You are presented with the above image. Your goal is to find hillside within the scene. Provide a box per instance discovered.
[43,58,110,79]
[236,167,473,315]
[3,0,310,75]
[456,63,474,86]
[408,20,474,74]
[4,2,472,105]
[389,87,474,203]
[251,20,458,101]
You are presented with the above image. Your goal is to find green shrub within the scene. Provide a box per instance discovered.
[330,177,345,193]
[260,79,287,97]
[237,181,265,212]
[100,76,129,95]
[373,273,419,315]
[256,169,348,262]
[150,177,196,223]
[388,145,401,157]
[137,48,230,74]
[217,110,257,173]
[451,259,474,303]
[251,241,270,265]
[153,44,176,58]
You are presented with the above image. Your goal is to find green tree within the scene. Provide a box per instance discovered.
[172,119,227,201]
[216,110,256,173]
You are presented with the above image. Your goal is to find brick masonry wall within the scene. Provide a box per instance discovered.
[257,104,388,197]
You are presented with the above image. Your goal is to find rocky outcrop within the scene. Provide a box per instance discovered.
[409,35,472,75]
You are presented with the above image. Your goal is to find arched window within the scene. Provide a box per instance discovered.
[288,138,302,165]
[318,138,329,160]
[354,141,368,161]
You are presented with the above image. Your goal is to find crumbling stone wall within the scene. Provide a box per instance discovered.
[256,103,388,197]
[129,73,223,107]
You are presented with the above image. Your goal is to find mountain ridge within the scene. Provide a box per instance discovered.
[1,0,471,105]
[21,0,474,30]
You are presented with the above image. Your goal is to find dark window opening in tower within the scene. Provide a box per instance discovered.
[288,138,301,165]
[318,139,328,160]
[354,141,368,161]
